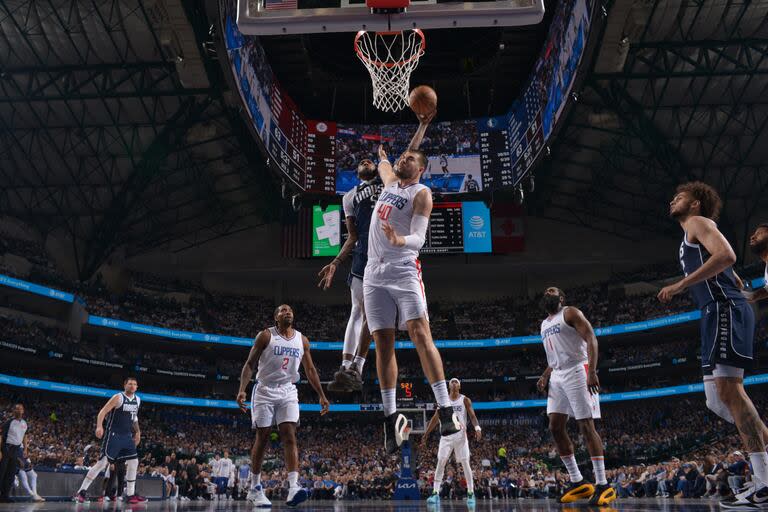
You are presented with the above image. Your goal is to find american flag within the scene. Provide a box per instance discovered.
[264,0,297,10]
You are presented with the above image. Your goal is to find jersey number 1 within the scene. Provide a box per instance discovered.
[377,204,393,221]
[281,357,289,370]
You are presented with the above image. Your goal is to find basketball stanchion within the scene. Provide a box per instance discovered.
[393,413,420,500]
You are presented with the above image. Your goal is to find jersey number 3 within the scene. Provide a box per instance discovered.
[281,357,289,370]
[377,204,393,221]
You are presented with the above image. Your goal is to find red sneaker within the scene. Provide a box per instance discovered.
[75,491,87,503]
[96,495,104,502]
[127,495,147,504]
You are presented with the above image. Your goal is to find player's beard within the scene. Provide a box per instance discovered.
[669,202,690,220]
[358,169,377,181]
[750,237,768,255]
[540,294,561,315]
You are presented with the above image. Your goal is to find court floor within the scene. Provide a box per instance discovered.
[0,497,722,512]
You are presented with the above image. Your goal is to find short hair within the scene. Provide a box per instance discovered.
[756,223,768,231]
[123,376,137,384]
[676,182,722,221]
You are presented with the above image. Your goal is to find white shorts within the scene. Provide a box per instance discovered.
[547,363,601,420]
[437,431,470,461]
[251,383,299,428]
[363,259,428,332]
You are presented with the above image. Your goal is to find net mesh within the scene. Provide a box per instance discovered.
[355,29,425,113]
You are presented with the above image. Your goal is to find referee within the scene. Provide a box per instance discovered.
[0,404,27,503]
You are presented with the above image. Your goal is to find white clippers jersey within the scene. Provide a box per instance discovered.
[540,308,588,371]
[255,327,304,386]
[368,182,430,263]
[450,394,468,430]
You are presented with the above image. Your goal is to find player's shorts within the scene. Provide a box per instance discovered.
[251,382,299,428]
[101,432,138,462]
[701,300,754,374]
[437,431,470,461]
[547,363,601,420]
[363,259,428,332]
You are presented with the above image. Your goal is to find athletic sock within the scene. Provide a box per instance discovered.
[353,356,366,373]
[749,452,768,488]
[381,388,397,416]
[288,471,298,488]
[591,456,607,485]
[561,454,583,483]
[342,360,352,370]
[431,380,450,408]
[250,472,261,490]
[125,459,138,496]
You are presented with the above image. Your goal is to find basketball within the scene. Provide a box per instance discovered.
[409,85,437,117]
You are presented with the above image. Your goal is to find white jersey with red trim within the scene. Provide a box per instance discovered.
[367,181,430,263]
[540,307,587,371]
[255,327,304,386]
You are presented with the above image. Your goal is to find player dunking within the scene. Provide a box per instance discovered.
[75,377,144,504]
[659,183,768,509]
[236,304,329,508]
[365,111,461,454]
[318,158,382,392]
[420,378,481,506]
[537,287,616,506]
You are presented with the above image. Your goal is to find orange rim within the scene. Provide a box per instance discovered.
[354,28,425,69]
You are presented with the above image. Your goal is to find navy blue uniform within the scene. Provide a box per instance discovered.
[345,176,383,282]
[679,233,754,373]
[101,393,140,462]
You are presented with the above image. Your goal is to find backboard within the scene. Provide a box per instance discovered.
[236,0,546,35]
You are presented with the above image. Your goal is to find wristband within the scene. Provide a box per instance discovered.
[475,426,482,432]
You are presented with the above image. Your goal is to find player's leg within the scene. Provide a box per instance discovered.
[332,276,368,392]
[116,460,126,499]
[123,456,141,502]
[278,421,307,507]
[455,435,475,503]
[76,455,110,500]
[363,276,404,453]
[100,463,113,500]
[429,438,452,503]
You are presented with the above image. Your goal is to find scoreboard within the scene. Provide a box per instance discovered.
[477,116,514,189]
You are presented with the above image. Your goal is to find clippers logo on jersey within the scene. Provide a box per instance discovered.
[378,191,409,210]
[273,345,301,358]
[542,324,561,339]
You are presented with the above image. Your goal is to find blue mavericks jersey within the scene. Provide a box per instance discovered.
[106,393,140,436]
[350,177,383,278]
[679,233,744,309]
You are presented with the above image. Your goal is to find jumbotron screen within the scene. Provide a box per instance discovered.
[221,0,592,194]
[311,201,492,256]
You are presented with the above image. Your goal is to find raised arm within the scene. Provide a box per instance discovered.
[464,396,482,441]
[236,329,271,411]
[95,394,122,439]
[659,216,737,302]
[377,145,397,186]
[564,306,599,395]
[301,335,330,415]
[405,111,435,153]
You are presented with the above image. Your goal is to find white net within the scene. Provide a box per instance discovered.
[354,29,426,113]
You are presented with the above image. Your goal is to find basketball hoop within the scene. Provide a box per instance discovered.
[354,29,426,113]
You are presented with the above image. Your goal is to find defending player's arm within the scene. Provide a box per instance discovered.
[563,306,600,395]
[318,215,358,290]
[236,329,271,411]
[419,411,440,449]
[300,335,330,416]
[658,216,737,302]
[745,287,768,303]
[132,418,141,447]
[381,188,432,249]
[464,396,482,441]
[95,394,122,439]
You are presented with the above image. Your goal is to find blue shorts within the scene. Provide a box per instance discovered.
[701,300,754,375]
[101,432,137,462]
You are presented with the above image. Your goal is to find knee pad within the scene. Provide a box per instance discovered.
[705,378,734,424]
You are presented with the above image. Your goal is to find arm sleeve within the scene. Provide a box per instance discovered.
[403,214,429,251]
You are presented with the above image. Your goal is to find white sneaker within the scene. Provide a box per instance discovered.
[247,486,272,508]
[286,487,308,507]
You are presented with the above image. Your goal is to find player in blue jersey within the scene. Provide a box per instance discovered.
[659,182,768,509]
[74,377,145,504]
[318,158,382,392]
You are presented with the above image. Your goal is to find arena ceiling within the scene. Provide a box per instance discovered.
[1,0,767,280]
[533,0,768,255]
